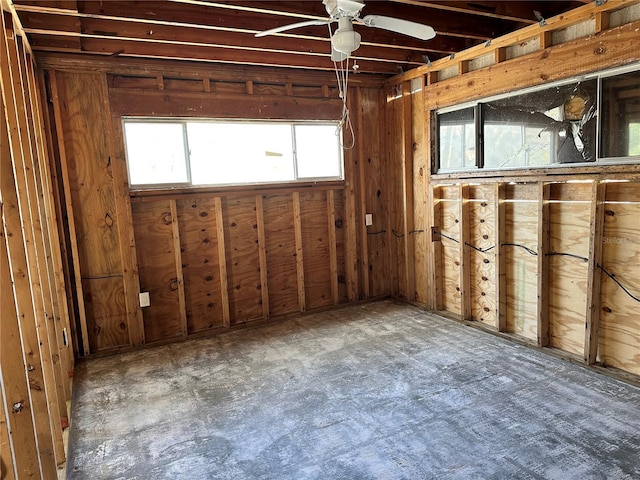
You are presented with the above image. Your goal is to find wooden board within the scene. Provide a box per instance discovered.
[262,193,299,316]
[176,197,225,333]
[548,197,591,356]
[222,196,263,324]
[504,184,538,340]
[599,183,640,375]
[132,200,182,342]
[299,190,333,310]
[412,84,428,304]
[333,189,349,304]
[439,185,462,314]
[81,277,128,351]
[468,184,496,326]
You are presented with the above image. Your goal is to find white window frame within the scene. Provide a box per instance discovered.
[123,118,344,189]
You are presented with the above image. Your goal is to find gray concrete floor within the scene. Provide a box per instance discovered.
[67,300,640,480]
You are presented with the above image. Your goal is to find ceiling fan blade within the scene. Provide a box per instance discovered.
[255,19,330,37]
[331,47,348,62]
[360,15,436,40]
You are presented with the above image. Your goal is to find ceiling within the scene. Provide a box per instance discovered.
[13,0,587,76]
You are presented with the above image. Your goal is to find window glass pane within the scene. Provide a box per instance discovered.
[438,108,475,171]
[295,124,343,178]
[600,70,640,158]
[187,122,294,185]
[484,80,596,168]
[124,122,188,185]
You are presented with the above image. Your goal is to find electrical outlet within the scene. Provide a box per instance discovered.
[139,292,151,308]
[365,213,373,226]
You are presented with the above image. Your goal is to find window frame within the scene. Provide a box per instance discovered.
[122,117,345,190]
[434,63,640,175]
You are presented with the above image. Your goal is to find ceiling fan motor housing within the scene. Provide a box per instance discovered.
[332,17,361,55]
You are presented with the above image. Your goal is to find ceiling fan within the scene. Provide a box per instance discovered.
[255,0,436,61]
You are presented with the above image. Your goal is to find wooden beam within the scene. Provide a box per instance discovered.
[537,182,551,347]
[402,82,416,301]
[326,190,340,305]
[214,197,230,327]
[1,104,41,480]
[16,39,70,425]
[169,200,188,337]
[1,11,65,467]
[494,182,507,331]
[292,192,306,311]
[459,183,471,321]
[584,181,606,364]
[255,195,270,318]
[48,69,91,355]
[355,88,370,298]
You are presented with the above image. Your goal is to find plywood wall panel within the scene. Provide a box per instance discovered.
[263,193,298,316]
[439,186,462,314]
[54,72,123,277]
[333,189,349,303]
[599,185,640,374]
[132,200,182,342]
[412,85,428,304]
[81,277,128,351]
[504,184,538,340]
[300,190,333,310]
[469,185,496,326]
[176,198,225,334]
[222,196,263,324]
[548,199,591,356]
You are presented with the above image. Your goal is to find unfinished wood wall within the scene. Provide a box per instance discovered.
[1,8,73,479]
[386,1,640,378]
[40,56,390,356]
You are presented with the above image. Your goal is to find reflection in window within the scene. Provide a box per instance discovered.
[483,81,596,168]
[600,70,640,158]
[438,108,476,171]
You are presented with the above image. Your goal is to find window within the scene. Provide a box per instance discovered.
[435,74,617,172]
[437,107,476,171]
[600,69,640,159]
[123,119,344,188]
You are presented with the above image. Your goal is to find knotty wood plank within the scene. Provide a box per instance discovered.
[327,190,339,305]
[222,196,263,324]
[255,195,270,319]
[300,190,333,310]
[584,181,606,364]
[355,88,370,298]
[170,199,188,337]
[132,200,182,343]
[459,184,471,321]
[262,193,298,316]
[214,197,231,327]
[292,191,306,311]
[402,82,416,302]
[537,183,551,347]
[468,184,496,327]
[494,183,507,332]
[176,197,225,333]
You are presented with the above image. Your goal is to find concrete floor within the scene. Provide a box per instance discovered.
[67,300,640,479]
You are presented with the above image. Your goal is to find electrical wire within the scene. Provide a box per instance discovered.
[329,22,355,150]
[391,229,425,237]
[367,230,387,235]
[502,243,538,256]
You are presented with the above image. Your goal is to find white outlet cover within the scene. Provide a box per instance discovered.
[365,213,373,226]
[139,292,151,308]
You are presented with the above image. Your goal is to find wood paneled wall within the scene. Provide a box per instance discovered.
[385,2,640,379]
[41,57,390,356]
[1,7,73,479]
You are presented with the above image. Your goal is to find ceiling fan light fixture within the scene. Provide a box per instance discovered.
[331,17,361,55]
